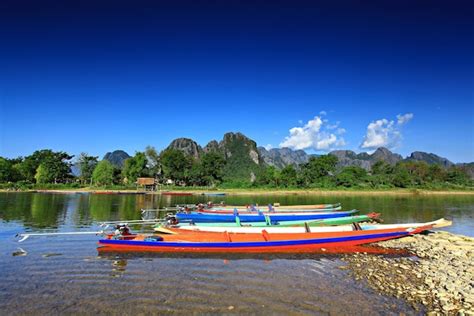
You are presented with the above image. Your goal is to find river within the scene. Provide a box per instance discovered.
[1,192,473,314]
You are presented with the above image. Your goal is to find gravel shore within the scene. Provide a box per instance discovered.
[341,231,474,315]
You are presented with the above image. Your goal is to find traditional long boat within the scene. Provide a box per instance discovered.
[161,192,193,196]
[199,205,342,214]
[202,192,226,196]
[212,203,341,211]
[157,214,380,231]
[97,225,431,253]
[158,218,451,234]
[176,209,359,223]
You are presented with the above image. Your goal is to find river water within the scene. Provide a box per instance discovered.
[1,192,473,315]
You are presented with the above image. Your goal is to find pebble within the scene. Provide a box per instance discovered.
[12,248,28,256]
[343,231,474,314]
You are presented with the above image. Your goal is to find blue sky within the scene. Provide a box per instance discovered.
[0,0,473,162]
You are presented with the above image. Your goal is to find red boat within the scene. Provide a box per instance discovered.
[97,225,431,253]
[161,192,193,196]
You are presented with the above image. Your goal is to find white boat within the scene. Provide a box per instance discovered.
[159,218,451,234]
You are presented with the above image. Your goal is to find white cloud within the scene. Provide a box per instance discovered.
[326,121,339,130]
[280,115,346,151]
[361,113,414,150]
[316,134,337,150]
[264,144,273,150]
[319,110,327,116]
[397,113,414,125]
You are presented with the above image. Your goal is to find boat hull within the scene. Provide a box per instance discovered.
[168,219,446,234]
[98,226,428,253]
[161,192,193,196]
[202,206,342,214]
[219,203,341,210]
[156,214,378,230]
[176,210,358,223]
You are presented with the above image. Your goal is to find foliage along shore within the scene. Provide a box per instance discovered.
[1,147,473,192]
[1,186,474,196]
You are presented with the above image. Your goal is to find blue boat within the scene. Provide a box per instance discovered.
[176,210,359,223]
[202,192,226,196]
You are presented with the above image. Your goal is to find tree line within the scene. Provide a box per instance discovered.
[0,147,226,188]
[0,148,472,189]
[255,155,472,189]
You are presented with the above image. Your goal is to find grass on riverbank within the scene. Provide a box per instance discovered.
[1,182,473,195]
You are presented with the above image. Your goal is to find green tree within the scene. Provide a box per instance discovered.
[369,161,393,188]
[0,157,22,182]
[121,152,147,183]
[187,160,206,186]
[371,161,393,175]
[201,152,226,185]
[256,166,275,186]
[446,166,469,185]
[92,160,115,186]
[280,164,298,187]
[300,155,338,186]
[335,166,367,187]
[392,163,412,188]
[112,167,123,185]
[77,153,98,185]
[160,149,192,184]
[17,150,73,183]
[256,166,282,187]
[0,158,11,182]
[404,161,429,185]
[34,164,50,184]
[427,164,446,182]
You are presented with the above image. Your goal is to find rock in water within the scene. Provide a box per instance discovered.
[12,248,27,256]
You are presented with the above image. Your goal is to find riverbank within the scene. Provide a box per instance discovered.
[1,188,473,196]
[342,231,474,314]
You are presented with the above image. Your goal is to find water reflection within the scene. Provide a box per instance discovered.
[1,192,473,236]
[0,193,69,228]
[97,245,411,264]
[4,192,469,315]
[111,259,128,277]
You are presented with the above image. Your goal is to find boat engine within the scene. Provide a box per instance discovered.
[165,215,179,226]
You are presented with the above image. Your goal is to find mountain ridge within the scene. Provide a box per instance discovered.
[165,132,264,181]
[106,133,473,178]
[103,150,131,168]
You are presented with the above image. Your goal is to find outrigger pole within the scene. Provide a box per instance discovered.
[16,231,107,242]
[99,218,167,227]
[141,207,183,214]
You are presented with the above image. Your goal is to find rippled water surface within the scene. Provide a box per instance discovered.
[1,192,473,314]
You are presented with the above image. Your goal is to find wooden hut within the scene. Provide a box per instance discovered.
[136,177,156,191]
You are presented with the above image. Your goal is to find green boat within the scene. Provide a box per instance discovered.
[155,213,380,232]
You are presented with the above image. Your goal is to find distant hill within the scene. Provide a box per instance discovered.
[160,132,473,179]
[165,132,264,181]
[219,132,264,182]
[103,150,130,168]
[329,147,403,170]
[258,147,310,168]
[165,138,202,159]
[406,151,454,168]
